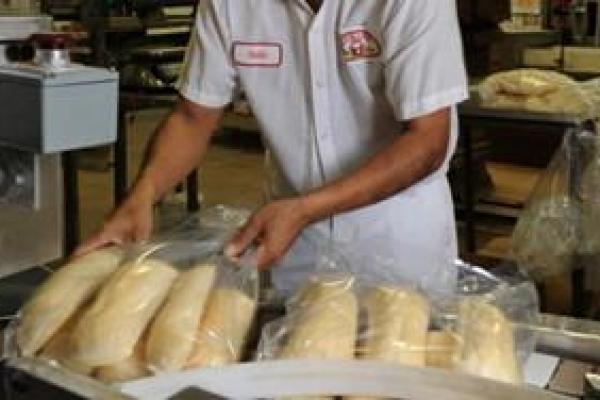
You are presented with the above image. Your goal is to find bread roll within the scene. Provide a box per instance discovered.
[456,299,523,385]
[279,278,358,361]
[17,247,124,356]
[186,287,256,368]
[146,265,217,372]
[96,336,148,383]
[40,311,93,376]
[359,287,430,367]
[425,330,458,369]
[70,259,178,366]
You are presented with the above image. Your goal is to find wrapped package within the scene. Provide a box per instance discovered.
[358,287,430,367]
[146,264,217,372]
[479,69,594,118]
[96,336,148,383]
[278,277,358,361]
[186,287,257,368]
[456,298,523,385]
[70,259,179,366]
[16,246,125,357]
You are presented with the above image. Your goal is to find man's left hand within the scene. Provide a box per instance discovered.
[225,198,312,270]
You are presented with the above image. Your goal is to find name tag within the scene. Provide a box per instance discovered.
[233,42,282,67]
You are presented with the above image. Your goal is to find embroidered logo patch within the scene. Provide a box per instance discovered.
[232,42,282,67]
[340,29,381,62]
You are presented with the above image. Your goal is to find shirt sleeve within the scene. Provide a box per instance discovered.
[176,0,236,108]
[384,0,469,121]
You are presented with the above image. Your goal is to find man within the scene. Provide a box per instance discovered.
[78,0,468,296]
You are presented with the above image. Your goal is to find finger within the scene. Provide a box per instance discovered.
[225,218,263,258]
[72,233,122,259]
[255,242,282,271]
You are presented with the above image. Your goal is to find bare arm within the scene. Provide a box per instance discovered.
[138,97,223,201]
[75,97,223,254]
[227,108,451,268]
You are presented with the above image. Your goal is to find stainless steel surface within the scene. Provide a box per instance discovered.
[34,48,69,69]
[535,314,600,364]
[0,151,62,278]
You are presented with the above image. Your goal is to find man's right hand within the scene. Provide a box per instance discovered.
[73,181,155,257]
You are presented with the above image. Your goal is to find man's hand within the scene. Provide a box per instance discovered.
[73,181,154,257]
[225,198,312,270]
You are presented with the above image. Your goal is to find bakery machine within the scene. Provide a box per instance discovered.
[0,17,118,278]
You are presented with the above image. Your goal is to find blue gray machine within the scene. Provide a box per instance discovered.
[0,16,118,277]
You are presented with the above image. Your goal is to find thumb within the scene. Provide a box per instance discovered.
[225,218,263,258]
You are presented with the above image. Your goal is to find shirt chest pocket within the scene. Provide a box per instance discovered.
[338,28,384,90]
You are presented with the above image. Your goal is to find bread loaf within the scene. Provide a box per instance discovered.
[186,287,256,368]
[40,311,93,376]
[17,247,124,356]
[70,259,178,366]
[96,336,148,383]
[359,287,430,367]
[279,278,358,361]
[456,299,523,385]
[146,265,217,372]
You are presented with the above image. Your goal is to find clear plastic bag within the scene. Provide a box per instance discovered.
[4,238,259,385]
[479,69,595,118]
[512,130,600,281]
[257,250,539,387]
[512,135,581,280]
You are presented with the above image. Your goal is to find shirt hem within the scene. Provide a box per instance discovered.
[396,86,469,121]
[176,82,232,108]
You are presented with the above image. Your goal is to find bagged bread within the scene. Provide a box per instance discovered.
[40,311,93,376]
[479,69,593,117]
[96,336,148,383]
[456,299,523,385]
[359,287,430,367]
[17,246,125,357]
[425,330,459,370]
[146,265,217,372]
[70,259,178,366]
[186,287,256,368]
[279,278,358,360]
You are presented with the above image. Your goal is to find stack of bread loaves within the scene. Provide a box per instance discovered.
[14,243,258,383]
[258,273,525,400]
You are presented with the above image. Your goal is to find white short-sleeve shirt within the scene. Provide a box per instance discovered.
[178,0,469,295]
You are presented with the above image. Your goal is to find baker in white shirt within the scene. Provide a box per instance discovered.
[78,0,468,295]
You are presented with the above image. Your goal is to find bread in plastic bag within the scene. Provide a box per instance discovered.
[96,333,149,383]
[70,258,179,367]
[146,264,217,372]
[358,286,430,367]
[455,298,522,385]
[479,69,594,118]
[16,246,125,357]
[39,309,94,376]
[278,277,358,361]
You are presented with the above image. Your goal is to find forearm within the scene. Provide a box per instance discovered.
[302,108,450,222]
[133,98,222,202]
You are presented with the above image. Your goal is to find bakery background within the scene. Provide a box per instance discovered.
[2,0,600,398]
